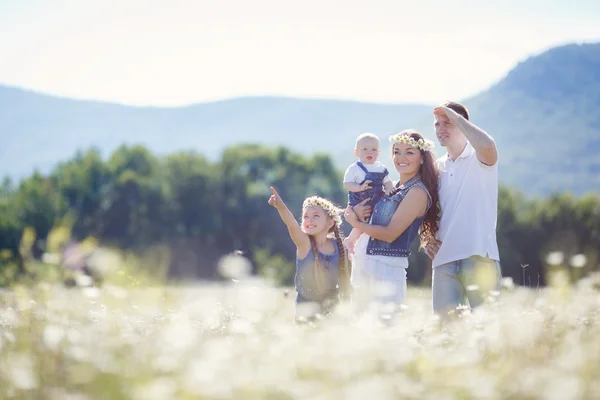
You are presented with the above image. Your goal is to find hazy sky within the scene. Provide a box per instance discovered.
[1,0,599,106]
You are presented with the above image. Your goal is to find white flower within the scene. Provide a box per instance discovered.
[546,251,564,266]
[388,133,435,152]
[302,196,344,226]
[569,254,587,268]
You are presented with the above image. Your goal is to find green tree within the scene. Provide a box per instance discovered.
[52,148,111,239]
[99,145,163,247]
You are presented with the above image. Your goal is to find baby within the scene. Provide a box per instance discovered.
[343,132,394,254]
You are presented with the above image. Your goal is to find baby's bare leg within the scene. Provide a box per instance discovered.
[344,228,364,255]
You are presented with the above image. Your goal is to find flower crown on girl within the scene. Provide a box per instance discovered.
[302,196,344,227]
[389,133,435,152]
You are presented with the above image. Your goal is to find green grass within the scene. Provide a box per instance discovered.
[1,275,600,399]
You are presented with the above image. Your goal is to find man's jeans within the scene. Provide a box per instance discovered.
[432,255,502,315]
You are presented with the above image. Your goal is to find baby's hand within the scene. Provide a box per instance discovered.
[359,180,373,192]
[383,181,395,196]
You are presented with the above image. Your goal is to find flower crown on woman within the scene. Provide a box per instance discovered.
[388,133,435,152]
[303,196,344,227]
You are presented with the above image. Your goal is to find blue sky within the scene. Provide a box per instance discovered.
[1,0,598,106]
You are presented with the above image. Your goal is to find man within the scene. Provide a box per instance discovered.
[425,101,502,316]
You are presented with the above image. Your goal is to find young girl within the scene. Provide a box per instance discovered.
[268,187,351,320]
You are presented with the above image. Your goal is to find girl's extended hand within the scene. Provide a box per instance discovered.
[344,206,359,226]
[268,186,284,209]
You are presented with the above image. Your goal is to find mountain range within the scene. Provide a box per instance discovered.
[1,42,599,195]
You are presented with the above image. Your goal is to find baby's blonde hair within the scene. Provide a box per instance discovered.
[355,132,380,149]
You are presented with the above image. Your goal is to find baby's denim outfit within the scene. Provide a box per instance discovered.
[347,161,389,208]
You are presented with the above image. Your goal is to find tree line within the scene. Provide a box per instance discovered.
[1,144,599,287]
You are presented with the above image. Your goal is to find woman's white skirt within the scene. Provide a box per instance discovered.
[351,233,409,307]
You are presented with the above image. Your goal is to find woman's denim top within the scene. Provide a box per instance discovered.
[295,240,340,301]
[348,161,389,207]
[365,174,431,257]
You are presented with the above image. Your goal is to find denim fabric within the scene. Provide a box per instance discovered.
[348,162,389,208]
[432,255,502,315]
[365,175,431,257]
[295,241,340,302]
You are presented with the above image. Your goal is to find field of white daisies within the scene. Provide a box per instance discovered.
[2,253,600,400]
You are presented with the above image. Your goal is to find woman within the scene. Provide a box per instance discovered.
[344,129,439,310]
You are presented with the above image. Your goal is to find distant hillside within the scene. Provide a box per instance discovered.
[1,42,599,195]
[464,43,600,194]
[0,88,431,180]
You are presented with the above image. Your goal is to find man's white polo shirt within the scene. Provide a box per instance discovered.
[432,143,500,268]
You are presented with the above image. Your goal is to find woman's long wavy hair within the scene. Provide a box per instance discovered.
[392,129,440,246]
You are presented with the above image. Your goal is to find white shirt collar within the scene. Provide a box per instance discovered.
[441,142,474,162]
[458,142,474,159]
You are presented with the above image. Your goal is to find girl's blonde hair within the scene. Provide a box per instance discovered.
[302,197,352,300]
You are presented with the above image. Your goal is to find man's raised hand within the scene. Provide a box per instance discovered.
[433,106,460,125]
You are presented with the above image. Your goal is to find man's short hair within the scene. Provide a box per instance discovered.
[442,101,470,121]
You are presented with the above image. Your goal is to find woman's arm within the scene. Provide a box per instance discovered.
[345,187,428,243]
[352,198,372,221]
[268,187,310,254]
